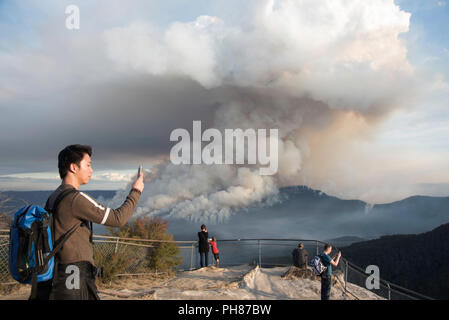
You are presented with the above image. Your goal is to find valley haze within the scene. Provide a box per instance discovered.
[2,186,448,242]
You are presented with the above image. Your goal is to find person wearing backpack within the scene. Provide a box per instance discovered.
[38,144,144,300]
[319,244,342,300]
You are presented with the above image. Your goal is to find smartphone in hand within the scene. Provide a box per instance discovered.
[138,165,143,176]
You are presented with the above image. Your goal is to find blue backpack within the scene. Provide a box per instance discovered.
[9,188,80,298]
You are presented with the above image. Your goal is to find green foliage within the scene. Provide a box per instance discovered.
[107,216,182,273]
[93,246,134,284]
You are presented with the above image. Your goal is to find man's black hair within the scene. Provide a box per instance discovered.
[58,144,92,179]
[323,243,332,252]
[200,224,206,230]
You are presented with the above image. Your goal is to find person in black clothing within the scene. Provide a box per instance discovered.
[291,242,309,269]
[198,224,209,268]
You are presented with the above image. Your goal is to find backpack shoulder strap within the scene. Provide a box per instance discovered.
[52,188,93,244]
[43,188,82,264]
[45,188,78,213]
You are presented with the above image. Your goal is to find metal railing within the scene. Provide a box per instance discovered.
[0,230,433,300]
[0,231,10,285]
[92,234,197,275]
[207,238,434,300]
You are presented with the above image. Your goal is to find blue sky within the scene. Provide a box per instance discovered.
[379,0,449,156]
[0,0,448,205]
[397,0,449,60]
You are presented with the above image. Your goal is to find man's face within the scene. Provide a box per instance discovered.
[74,153,93,185]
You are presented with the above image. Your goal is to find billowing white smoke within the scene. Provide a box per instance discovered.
[104,0,413,221]
[105,0,411,109]
[136,164,279,223]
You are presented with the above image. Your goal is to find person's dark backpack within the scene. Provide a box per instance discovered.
[8,188,81,299]
[310,254,327,276]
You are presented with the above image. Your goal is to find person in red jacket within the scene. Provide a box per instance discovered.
[209,237,220,267]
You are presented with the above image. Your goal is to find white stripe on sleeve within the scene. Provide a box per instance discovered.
[79,192,106,210]
[100,207,111,225]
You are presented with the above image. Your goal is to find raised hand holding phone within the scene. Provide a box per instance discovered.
[132,165,144,193]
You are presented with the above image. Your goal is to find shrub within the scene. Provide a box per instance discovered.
[93,246,134,284]
[107,217,182,273]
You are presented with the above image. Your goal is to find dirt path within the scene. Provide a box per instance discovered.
[0,265,383,300]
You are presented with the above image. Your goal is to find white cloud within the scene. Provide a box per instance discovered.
[0,172,60,180]
[91,170,136,182]
[429,73,449,92]
[104,17,223,87]
[0,170,138,182]
[104,0,413,111]
[423,56,440,63]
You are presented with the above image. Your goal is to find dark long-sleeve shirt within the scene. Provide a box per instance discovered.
[292,248,309,268]
[198,231,209,253]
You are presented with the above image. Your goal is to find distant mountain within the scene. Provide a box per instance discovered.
[341,222,449,299]
[324,236,369,248]
[0,190,116,219]
[2,186,449,242]
[367,195,449,235]
[160,186,449,242]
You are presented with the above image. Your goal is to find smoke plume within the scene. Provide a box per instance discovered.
[104,0,414,221]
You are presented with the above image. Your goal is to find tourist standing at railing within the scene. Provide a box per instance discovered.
[319,244,342,300]
[198,224,209,268]
[209,237,220,267]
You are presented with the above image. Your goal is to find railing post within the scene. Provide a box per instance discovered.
[114,237,119,254]
[190,243,194,270]
[195,244,198,269]
[344,260,348,299]
[258,240,261,267]
[387,283,391,300]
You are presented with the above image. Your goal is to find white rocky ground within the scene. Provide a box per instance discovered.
[0,265,384,300]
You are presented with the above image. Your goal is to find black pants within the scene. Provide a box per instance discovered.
[321,275,332,300]
[50,261,100,300]
[29,280,52,300]
[199,252,209,268]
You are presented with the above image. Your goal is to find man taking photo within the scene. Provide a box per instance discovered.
[37,144,144,300]
[319,244,342,300]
